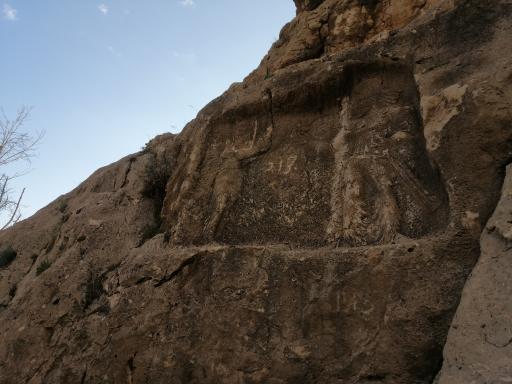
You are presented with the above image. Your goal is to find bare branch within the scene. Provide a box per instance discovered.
[0,106,42,167]
[1,188,24,230]
[0,106,42,230]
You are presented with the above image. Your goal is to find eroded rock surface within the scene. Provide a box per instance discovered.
[436,165,512,384]
[0,1,511,383]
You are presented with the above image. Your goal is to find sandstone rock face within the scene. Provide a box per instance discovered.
[0,1,511,383]
[436,165,512,383]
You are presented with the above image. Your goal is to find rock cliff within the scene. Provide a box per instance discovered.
[0,1,511,383]
[435,164,512,383]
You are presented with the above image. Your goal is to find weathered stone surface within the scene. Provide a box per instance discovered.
[0,1,511,383]
[294,0,326,14]
[436,165,512,384]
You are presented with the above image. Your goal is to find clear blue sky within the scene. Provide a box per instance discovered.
[0,0,295,220]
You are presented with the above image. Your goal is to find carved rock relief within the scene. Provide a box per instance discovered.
[218,103,337,246]
[327,63,449,246]
[165,62,448,247]
[203,122,273,241]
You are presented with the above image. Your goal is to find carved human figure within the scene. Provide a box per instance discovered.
[327,64,447,246]
[203,123,273,240]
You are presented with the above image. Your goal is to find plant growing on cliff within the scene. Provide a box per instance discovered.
[264,67,273,80]
[0,106,43,229]
[142,156,171,203]
[36,260,51,276]
[0,246,16,268]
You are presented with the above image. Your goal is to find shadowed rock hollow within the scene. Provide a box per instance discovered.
[1,1,511,383]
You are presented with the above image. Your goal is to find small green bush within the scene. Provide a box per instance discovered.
[58,200,68,213]
[0,246,17,268]
[264,67,272,80]
[83,274,105,309]
[36,260,51,276]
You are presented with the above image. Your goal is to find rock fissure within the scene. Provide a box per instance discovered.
[80,367,87,384]
[154,255,198,288]
[119,157,137,190]
[127,353,136,384]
